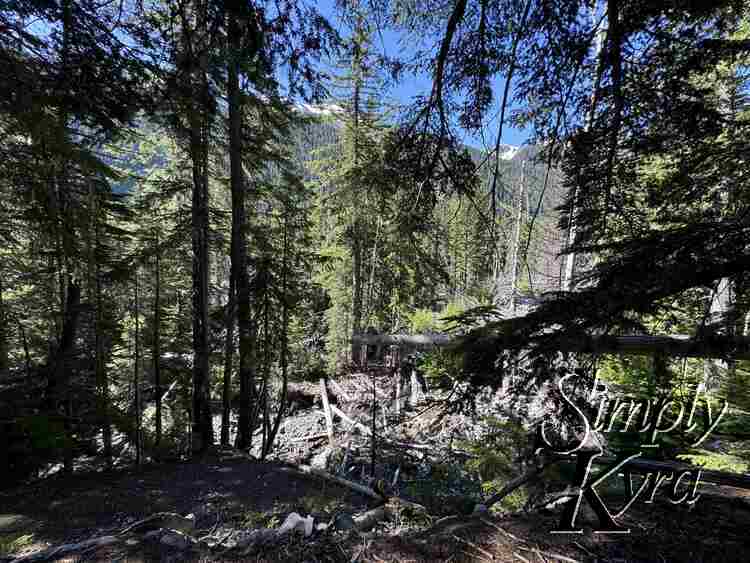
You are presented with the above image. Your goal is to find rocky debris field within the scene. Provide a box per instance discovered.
[2,371,750,562]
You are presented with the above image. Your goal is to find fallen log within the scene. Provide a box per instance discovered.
[281,463,385,501]
[288,432,329,443]
[353,506,388,532]
[319,379,335,446]
[352,334,452,347]
[555,453,750,491]
[117,512,196,536]
[327,378,352,402]
[329,405,432,451]
[484,459,558,510]
[353,332,750,360]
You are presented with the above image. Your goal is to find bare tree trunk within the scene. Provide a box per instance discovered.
[508,161,526,314]
[221,269,234,447]
[265,215,289,458]
[134,270,142,466]
[20,322,31,383]
[153,239,162,447]
[562,0,607,291]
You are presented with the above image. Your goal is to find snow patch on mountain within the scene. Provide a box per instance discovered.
[294,102,346,117]
[498,144,519,160]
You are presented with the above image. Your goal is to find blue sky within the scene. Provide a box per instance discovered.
[314,0,531,149]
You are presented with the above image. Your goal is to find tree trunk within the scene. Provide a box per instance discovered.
[227,10,256,450]
[508,161,525,313]
[20,322,31,384]
[88,181,111,467]
[562,0,607,291]
[265,215,289,458]
[134,270,142,466]
[221,268,234,447]
[153,239,162,447]
[190,108,213,454]
[350,69,363,362]
[45,278,80,474]
[179,0,215,456]
[96,239,112,467]
[0,276,7,374]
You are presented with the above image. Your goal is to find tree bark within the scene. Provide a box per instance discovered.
[185,1,214,454]
[350,70,364,363]
[133,271,142,466]
[221,267,234,447]
[153,239,162,447]
[227,8,256,450]
[562,0,607,291]
[0,275,7,374]
[352,332,750,360]
[45,278,80,474]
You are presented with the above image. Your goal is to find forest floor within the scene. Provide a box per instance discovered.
[2,372,750,562]
[2,454,750,562]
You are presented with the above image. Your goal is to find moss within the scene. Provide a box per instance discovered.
[677,450,749,473]
[0,533,34,556]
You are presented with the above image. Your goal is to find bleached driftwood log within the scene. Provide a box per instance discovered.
[319,378,335,446]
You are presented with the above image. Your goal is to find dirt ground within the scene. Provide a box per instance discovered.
[2,455,750,563]
[0,455,368,562]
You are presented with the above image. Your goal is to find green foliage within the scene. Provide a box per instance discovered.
[419,349,463,389]
[453,416,530,512]
[407,309,437,333]
[460,417,527,481]
[483,484,528,513]
[0,533,34,557]
[677,450,749,473]
[241,509,282,529]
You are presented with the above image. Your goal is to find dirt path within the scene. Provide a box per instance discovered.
[0,457,369,560]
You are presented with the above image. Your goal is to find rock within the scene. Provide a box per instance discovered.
[189,504,214,526]
[119,512,195,536]
[277,512,314,537]
[160,530,193,550]
[472,504,488,516]
[311,446,334,470]
[235,529,277,547]
[143,529,163,541]
[330,513,356,532]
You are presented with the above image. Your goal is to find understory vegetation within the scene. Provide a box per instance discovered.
[1,0,750,561]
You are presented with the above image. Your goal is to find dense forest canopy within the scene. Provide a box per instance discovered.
[1,3,750,549]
